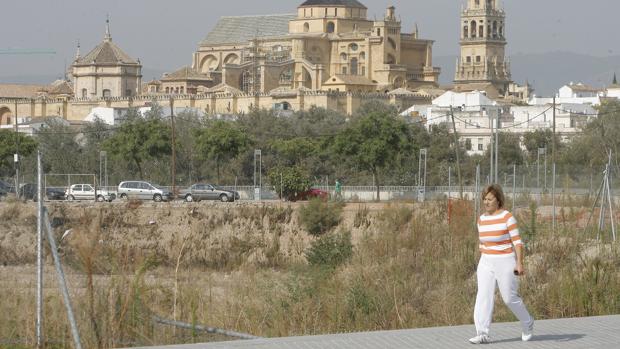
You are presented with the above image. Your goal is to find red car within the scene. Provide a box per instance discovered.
[292,188,330,201]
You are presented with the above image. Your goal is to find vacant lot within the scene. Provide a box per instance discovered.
[0,199,617,348]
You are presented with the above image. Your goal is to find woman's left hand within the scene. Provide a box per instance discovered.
[514,263,525,276]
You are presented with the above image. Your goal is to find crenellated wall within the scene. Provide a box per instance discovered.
[0,91,430,122]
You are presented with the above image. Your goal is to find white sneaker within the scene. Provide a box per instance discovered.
[522,321,534,341]
[469,334,490,344]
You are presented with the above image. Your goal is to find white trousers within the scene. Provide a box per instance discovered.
[474,254,534,335]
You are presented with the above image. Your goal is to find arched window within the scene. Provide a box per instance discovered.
[470,21,477,37]
[351,58,358,75]
[386,54,396,64]
[499,24,504,37]
[241,70,252,93]
[81,88,87,98]
[377,28,381,36]
[326,21,335,33]
[180,87,184,94]
[304,22,310,32]
[359,52,365,60]
[165,87,170,93]
[479,25,484,37]
[492,21,498,38]
[463,26,469,38]
[279,68,292,85]
[340,53,347,61]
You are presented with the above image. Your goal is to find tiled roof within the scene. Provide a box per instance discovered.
[161,66,212,82]
[48,80,73,95]
[299,0,367,8]
[323,75,376,86]
[205,83,243,95]
[0,84,46,98]
[76,40,139,65]
[200,14,296,46]
[568,83,600,92]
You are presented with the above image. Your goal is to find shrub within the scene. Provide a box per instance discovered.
[305,230,353,268]
[268,165,311,201]
[299,198,343,236]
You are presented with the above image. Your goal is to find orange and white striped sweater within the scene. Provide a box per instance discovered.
[477,210,523,256]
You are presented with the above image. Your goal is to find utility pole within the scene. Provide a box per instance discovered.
[489,109,493,183]
[449,106,464,198]
[552,97,557,233]
[170,98,177,196]
[14,100,20,199]
[495,108,500,183]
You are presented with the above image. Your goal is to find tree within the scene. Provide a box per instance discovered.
[0,130,37,177]
[35,118,83,174]
[103,108,171,180]
[333,102,412,200]
[268,165,311,200]
[194,120,251,183]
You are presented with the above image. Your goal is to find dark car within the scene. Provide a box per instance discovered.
[19,184,66,201]
[0,180,15,195]
[292,188,330,202]
[178,184,240,202]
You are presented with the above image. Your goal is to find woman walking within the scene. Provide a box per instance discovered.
[469,184,534,344]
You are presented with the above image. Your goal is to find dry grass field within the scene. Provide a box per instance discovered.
[0,198,618,348]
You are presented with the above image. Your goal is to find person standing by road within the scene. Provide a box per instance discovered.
[335,179,342,201]
[469,184,534,344]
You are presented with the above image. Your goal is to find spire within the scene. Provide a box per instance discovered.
[75,40,81,60]
[104,15,112,42]
[413,23,419,38]
[614,72,618,85]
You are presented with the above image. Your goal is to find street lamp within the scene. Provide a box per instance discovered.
[418,148,427,202]
[253,149,262,201]
[537,147,546,191]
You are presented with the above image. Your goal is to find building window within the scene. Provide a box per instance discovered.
[351,58,358,75]
[470,21,477,38]
[463,26,468,38]
[279,68,293,85]
[476,56,481,63]
[180,87,184,94]
[465,139,472,151]
[478,138,484,151]
[81,88,87,98]
[340,53,347,61]
[165,87,170,93]
[103,89,111,98]
[377,28,381,36]
[6,117,11,125]
[342,66,347,75]
[349,43,359,51]
[126,89,132,96]
[466,56,471,63]
[359,52,365,60]
[304,22,310,32]
[327,21,335,33]
[361,66,366,76]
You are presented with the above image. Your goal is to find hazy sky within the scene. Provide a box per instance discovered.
[1,0,618,82]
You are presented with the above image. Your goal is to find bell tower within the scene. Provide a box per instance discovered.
[454,0,511,96]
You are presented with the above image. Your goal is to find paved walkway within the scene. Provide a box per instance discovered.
[128,315,619,349]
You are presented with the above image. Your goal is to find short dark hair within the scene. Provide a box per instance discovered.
[482,184,505,209]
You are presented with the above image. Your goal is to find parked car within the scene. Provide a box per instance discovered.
[65,184,116,202]
[291,188,330,202]
[117,181,172,202]
[178,184,240,202]
[19,184,66,201]
[0,180,15,194]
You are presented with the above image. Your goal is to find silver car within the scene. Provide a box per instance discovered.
[117,181,172,202]
[66,184,116,202]
[178,184,239,202]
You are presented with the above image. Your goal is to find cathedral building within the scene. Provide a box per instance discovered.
[454,0,511,98]
[71,19,142,99]
[191,0,440,94]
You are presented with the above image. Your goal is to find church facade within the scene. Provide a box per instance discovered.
[191,0,440,95]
